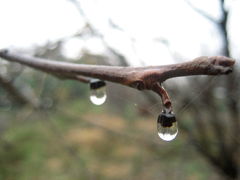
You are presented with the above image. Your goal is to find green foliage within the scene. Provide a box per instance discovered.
[0,72,221,180]
[0,99,216,180]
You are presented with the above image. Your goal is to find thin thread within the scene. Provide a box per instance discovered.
[108,76,218,118]
[109,89,157,117]
[175,76,218,116]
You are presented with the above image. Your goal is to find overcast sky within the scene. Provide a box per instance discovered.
[0,0,239,65]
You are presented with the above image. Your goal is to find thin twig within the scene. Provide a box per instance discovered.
[185,0,218,23]
[0,50,235,90]
[0,49,235,112]
[0,73,38,107]
[152,83,172,111]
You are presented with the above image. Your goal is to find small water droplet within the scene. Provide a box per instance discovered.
[89,79,107,105]
[157,112,178,141]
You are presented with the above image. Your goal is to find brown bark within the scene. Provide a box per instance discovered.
[0,50,235,91]
[0,49,235,112]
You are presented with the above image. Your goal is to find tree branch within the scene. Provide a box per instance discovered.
[0,49,235,89]
[0,73,38,107]
[185,0,218,24]
[0,49,235,111]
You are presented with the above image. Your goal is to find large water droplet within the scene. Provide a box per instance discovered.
[157,112,178,141]
[89,79,107,105]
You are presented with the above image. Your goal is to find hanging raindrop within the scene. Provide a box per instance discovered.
[157,111,178,141]
[89,79,107,105]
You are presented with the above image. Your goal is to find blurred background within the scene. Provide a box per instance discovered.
[0,0,239,179]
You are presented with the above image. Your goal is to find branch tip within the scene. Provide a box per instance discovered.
[0,50,235,91]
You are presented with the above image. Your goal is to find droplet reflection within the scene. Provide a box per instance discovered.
[89,79,107,105]
[157,112,178,141]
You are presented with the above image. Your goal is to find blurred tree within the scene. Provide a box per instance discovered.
[0,0,239,179]
[176,0,240,179]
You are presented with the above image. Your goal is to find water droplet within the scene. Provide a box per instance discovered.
[89,79,107,105]
[157,112,178,141]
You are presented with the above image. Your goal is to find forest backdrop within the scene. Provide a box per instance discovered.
[0,0,239,180]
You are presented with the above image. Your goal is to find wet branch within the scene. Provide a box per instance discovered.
[0,49,235,110]
[0,50,235,88]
